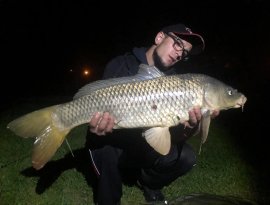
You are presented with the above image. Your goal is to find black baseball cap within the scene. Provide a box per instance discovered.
[161,23,205,55]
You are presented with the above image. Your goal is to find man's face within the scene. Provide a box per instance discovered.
[153,32,192,71]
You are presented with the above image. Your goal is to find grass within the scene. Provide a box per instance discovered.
[0,96,268,205]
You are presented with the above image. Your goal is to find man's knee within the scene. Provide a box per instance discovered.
[178,143,196,173]
[139,143,196,189]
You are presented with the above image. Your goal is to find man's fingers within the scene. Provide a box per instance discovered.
[188,107,202,127]
[104,115,115,133]
[193,107,201,121]
[211,110,220,119]
[97,112,110,132]
[90,112,101,127]
[90,127,104,135]
[89,112,115,135]
[188,110,197,125]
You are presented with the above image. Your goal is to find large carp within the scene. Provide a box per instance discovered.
[7,64,247,170]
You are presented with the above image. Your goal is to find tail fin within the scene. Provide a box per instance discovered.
[7,105,71,170]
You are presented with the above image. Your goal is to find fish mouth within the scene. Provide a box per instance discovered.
[234,95,247,111]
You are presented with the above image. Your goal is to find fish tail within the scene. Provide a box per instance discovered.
[7,105,70,170]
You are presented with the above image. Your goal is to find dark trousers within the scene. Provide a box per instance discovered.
[90,143,196,205]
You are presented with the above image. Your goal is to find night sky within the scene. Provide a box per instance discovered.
[0,1,269,106]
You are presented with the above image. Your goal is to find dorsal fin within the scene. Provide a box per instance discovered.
[73,64,164,99]
[136,64,165,78]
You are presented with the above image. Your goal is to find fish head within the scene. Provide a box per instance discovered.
[203,78,247,111]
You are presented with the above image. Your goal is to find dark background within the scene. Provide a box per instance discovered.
[0,0,270,203]
[1,0,269,100]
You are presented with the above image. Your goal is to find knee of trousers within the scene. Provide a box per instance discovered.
[176,143,197,175]
[139,143,196,189]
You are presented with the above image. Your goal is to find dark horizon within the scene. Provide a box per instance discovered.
[0,1,269,104]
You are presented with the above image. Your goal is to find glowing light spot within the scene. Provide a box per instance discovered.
[84,70,89,75]
[82,65,92,77]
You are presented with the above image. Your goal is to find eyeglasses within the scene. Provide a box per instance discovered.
[166,33,189,61]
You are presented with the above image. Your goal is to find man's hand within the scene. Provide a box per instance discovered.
[186,107,202,128]
[89,112,115,136]
[186,107,220,128]
[211,110,220,119]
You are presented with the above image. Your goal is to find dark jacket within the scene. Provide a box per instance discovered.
[103,47,176,79]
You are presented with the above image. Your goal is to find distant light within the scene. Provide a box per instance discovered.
[82,65,92,77]
[70,69,73,72]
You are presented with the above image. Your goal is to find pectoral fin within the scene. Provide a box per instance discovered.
[143,127,171,155]
[198,110,211,154]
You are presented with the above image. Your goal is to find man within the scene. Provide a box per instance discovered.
[86,23,219,205]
